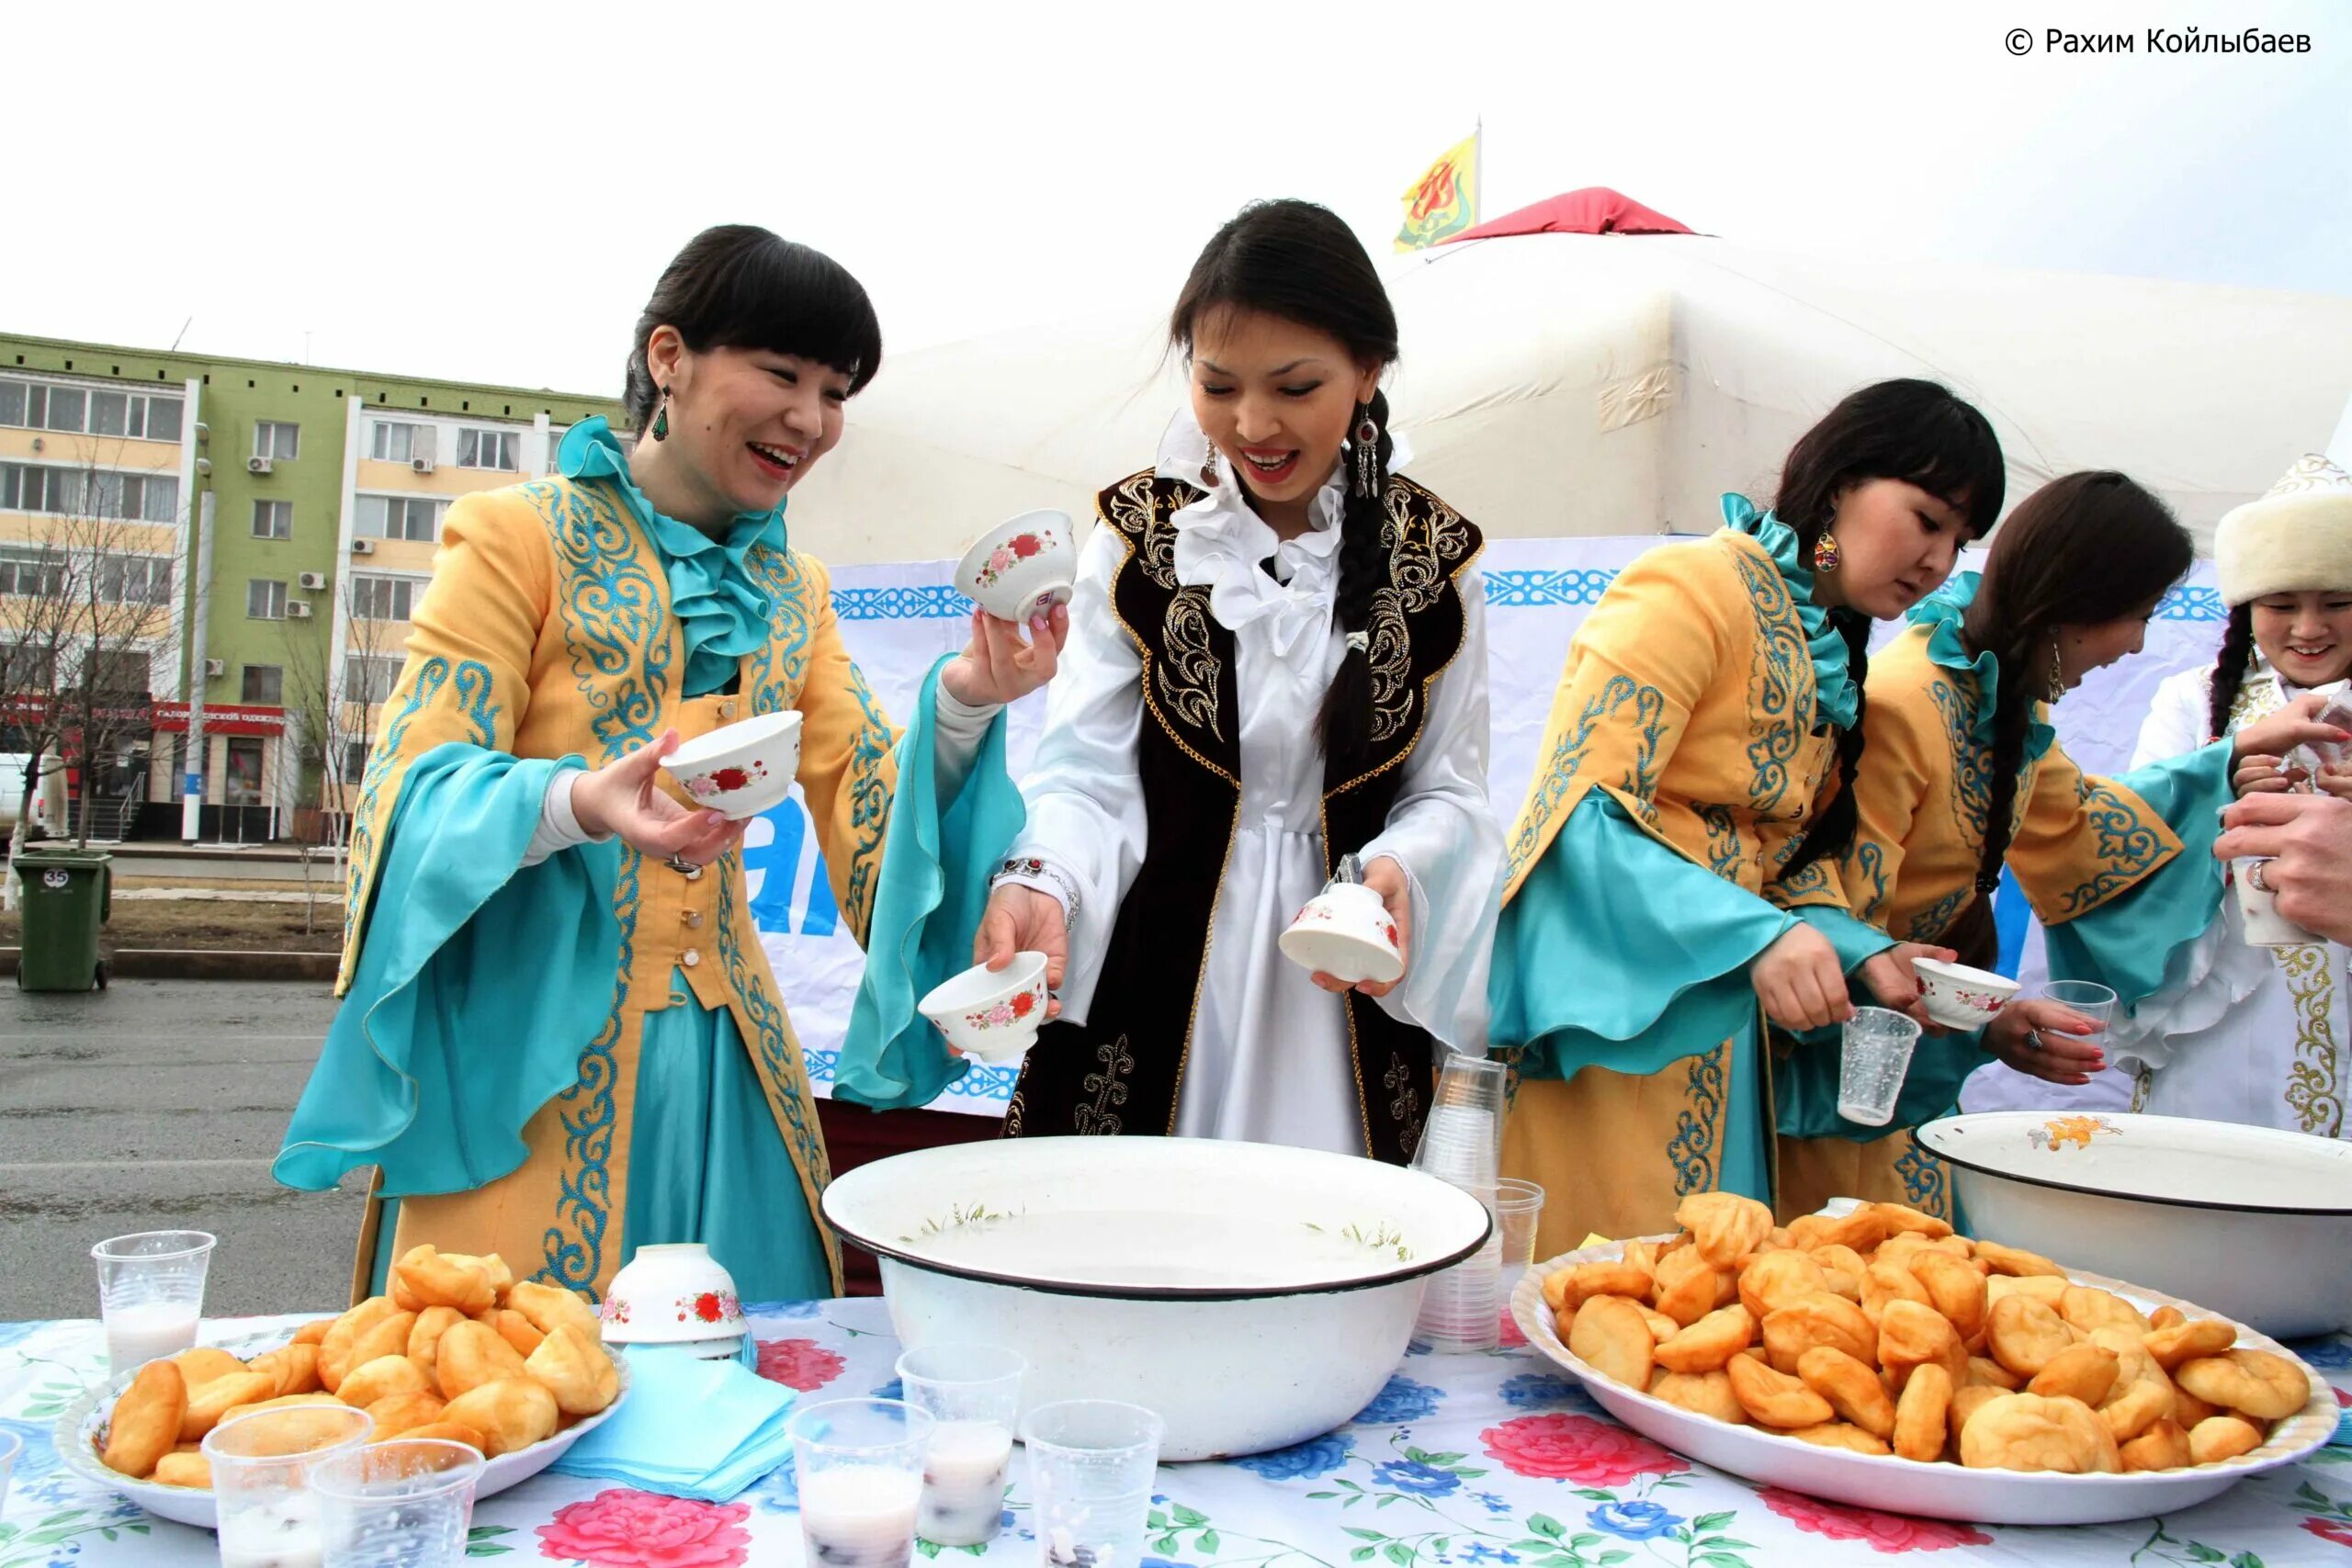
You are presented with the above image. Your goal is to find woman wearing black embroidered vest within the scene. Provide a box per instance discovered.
[970,199,1502,1162]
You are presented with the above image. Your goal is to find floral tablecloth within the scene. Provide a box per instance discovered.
[6,1301,2352,1567]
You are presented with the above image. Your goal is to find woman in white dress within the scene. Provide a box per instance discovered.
[970,199,1501,1161]
[2107,454,2352,1134]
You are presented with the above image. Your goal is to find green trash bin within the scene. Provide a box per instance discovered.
[16,848,112,991]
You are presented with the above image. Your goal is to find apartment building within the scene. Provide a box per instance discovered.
[0,333,621,837]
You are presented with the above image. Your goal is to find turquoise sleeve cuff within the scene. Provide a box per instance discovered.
[2043,741,2232,1009]
[833,657,1026,1110]
[1795,903,1898,974]
[1490,794,1793,1080]
[275,743,622,1196]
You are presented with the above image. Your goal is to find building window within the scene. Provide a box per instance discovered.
[240,664,283,705]
[369,420,432,463]
[247,579,288,620]
[343,653,401,705]
[94,555,172,605]
[346,573,419,622]
[254,421,300,460]
[0,546,65,597]
[0,381,182,440]
[339,739,371,784]
[1,641,57,688]
[87,648,150,696]
[455,428,518,471]
[253,500,292,539]
[353,494,446,542]
[224,737,265,806]
[0,464,175,521]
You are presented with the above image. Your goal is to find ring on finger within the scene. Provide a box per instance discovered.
[2246,860,2272,893]
[2024,1029,2043,1052]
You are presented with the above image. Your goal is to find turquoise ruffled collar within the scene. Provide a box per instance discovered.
[1908,572,2056,764]
[1719,493,1859,731]
[559,418,787,698]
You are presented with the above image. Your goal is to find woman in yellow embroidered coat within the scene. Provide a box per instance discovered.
[274,227,1063,1303]
[1492,380,2002,1257]
[1783,471,2339,1217]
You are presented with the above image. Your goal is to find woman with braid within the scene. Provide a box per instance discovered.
[2104,455,2352,1134]
[1783,471,2340,1220]
[968,199,1500,1159]
[1494,381,2003,1254]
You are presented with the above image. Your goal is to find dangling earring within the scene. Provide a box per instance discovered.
[650,385,672,442]
[1351,403,1381,500]
[2045,640,2066,701]
[1812,532,1842,573]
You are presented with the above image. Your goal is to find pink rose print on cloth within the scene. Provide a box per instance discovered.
[536,1488,752,1566]
[755,1337,846,1391]
[2305,1517,2352,1550]
[1479,1413,1687,1485]
[1758,1488,1993,1553]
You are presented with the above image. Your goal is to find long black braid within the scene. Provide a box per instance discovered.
[2207,604,2256,741]
[1318,389,1396,775]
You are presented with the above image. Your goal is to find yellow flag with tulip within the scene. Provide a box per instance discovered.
[1395,132,1480,251]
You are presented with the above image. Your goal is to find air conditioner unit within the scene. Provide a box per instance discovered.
[287,602,314,619]
[411,457,435,474]
[298,571,328,591]
[247,456,273,475]
[349,539,376,556]
[204,658,225,678]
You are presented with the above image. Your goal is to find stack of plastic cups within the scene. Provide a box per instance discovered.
[1410,1055,1509,1351]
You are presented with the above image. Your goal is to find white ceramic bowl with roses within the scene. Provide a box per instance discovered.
[956,510,1075,623]
[661,710,801,820]
[919,952,1050,1063]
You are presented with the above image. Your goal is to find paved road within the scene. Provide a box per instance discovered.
[0,979,362,1323]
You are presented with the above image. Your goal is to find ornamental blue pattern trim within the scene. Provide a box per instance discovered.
[1486,569,1621,607]
[1929,676,1996,852]
[1730,547,1815,816]
[837,664,897,941]
[1503,673,1669,887]
[742,544,813,716]
[718,853,831,1197]
[833,584,977,620]
[2156,584,2224,622]
[1895,1134,1951,1219]
[531,474,673,1295]
[1666,1042,1726,1195]
[343,655,458,955]
[2057,775,2168,917]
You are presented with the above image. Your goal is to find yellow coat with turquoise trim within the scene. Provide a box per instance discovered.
[338,473,898,1300]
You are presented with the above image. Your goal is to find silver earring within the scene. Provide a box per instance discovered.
[2046,641,2065,701]
[1351,405,1380,499]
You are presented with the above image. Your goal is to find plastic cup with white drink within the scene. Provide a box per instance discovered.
[790,1398,936,1568]
[896,1344,1026,1548]
[312,1438,485,1568]
[205,1404,375,1568]
[1023,1400,1165,1568]
[92,1230,216,1377]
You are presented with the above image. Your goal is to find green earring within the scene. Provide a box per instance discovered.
[650,386,671,442]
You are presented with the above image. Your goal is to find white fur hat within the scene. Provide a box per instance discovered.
[2214,454,2352,605]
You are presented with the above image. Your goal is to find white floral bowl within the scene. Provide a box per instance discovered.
[1910,956,2019,1030]
[917,953,1049,1064]
[599,1243,748,1347]
[1278,883,1405,986]
[822,1137,1492,1460]
[956,510,1075,623]
[662,711,801,821]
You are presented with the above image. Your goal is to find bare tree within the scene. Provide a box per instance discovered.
[1,465,187,897]
[280,578,399,931]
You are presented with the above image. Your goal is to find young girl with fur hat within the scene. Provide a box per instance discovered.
[2112,453,2352,1134]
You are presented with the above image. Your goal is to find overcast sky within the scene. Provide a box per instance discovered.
[7,0,2345,398]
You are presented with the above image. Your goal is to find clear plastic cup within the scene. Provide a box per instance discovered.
[1838,1007,1923,1127]
[1415,1184,1503,1352]
[1413,1105,1501,1187]
[1493,1179,1546,1303]
[204,1404,374,1568]
[92,1230,215,1377]
[896,1345,1025,1548]
[312,1438,485,1567]
[2039,980,2119,1032]
[790,1399,935,1568]
[1023,1401,1164,1568]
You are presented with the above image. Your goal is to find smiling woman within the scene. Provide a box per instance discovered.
[273,224,1068,1305]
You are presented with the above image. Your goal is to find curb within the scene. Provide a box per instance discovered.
[0,948,337,983]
